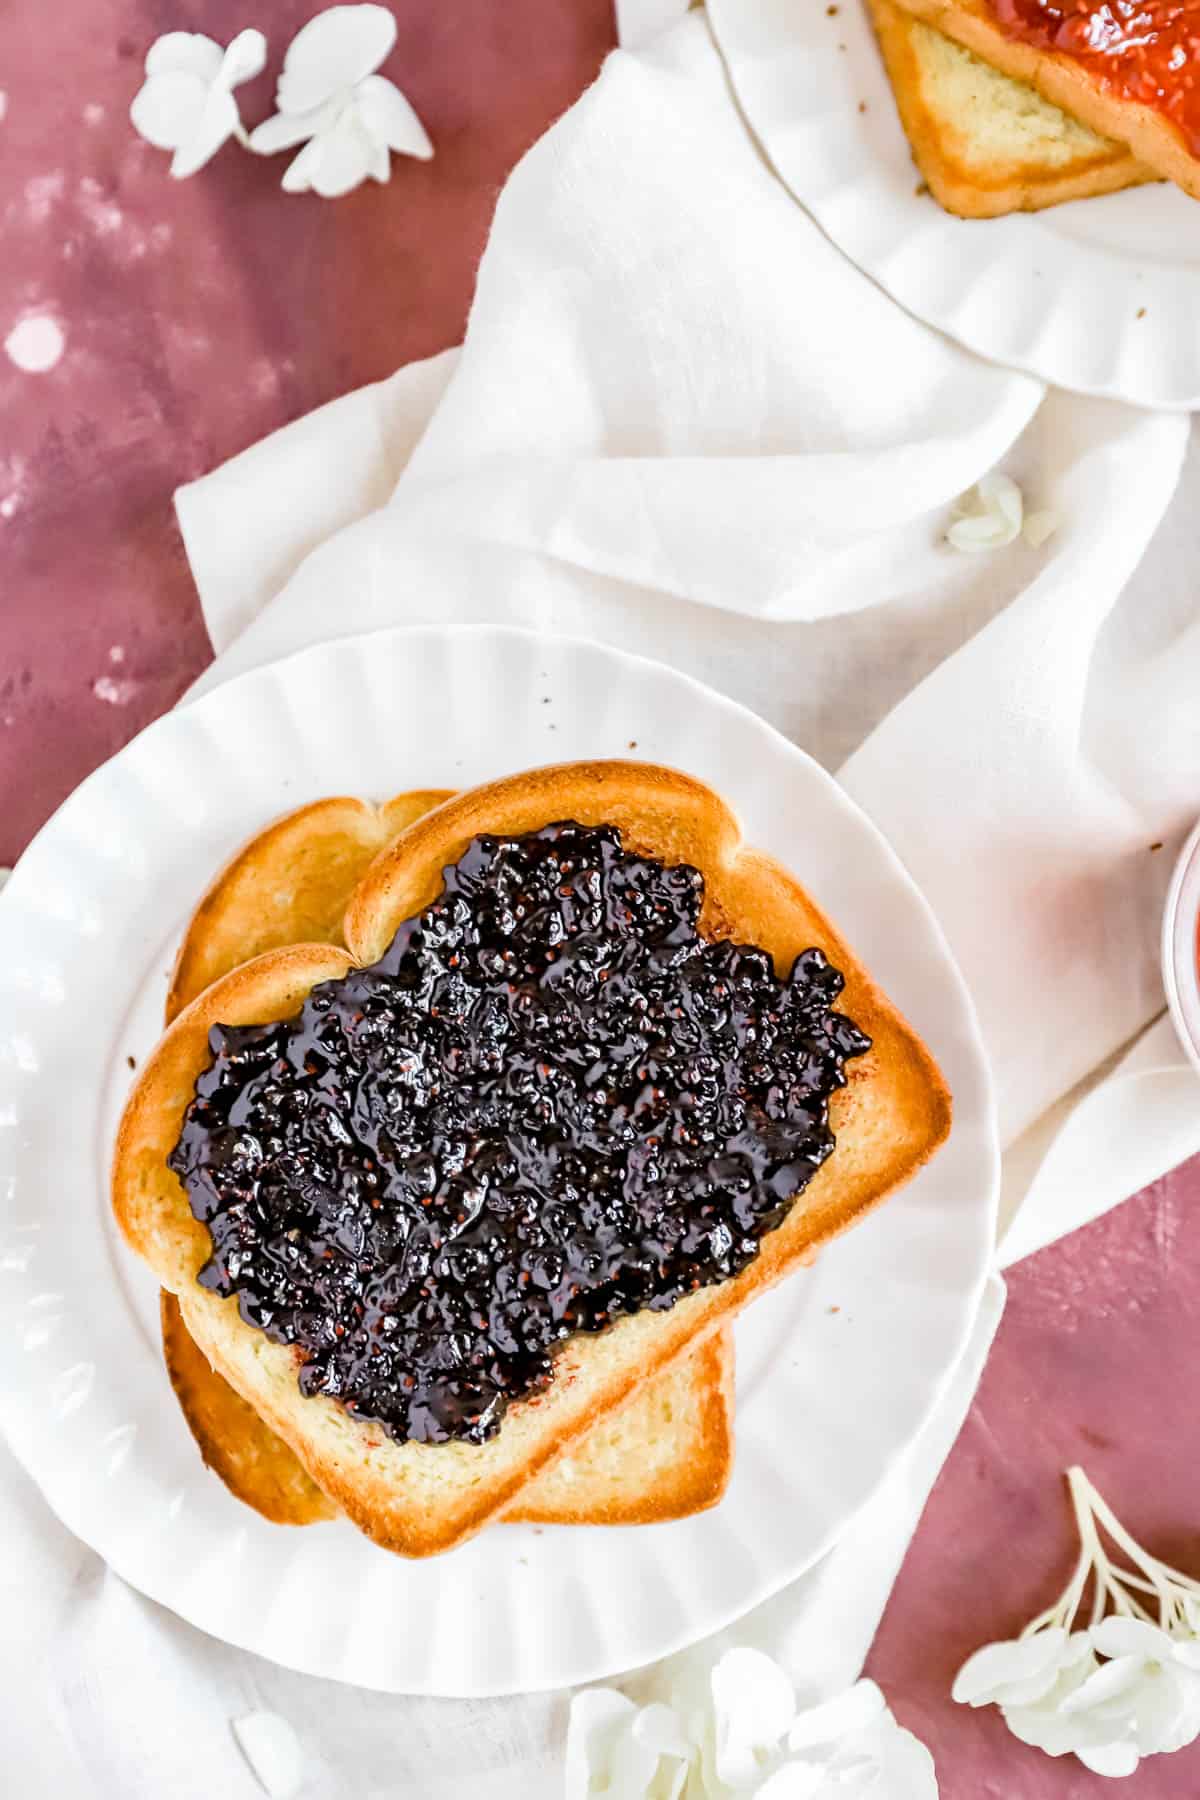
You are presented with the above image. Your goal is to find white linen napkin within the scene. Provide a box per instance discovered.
[7,14,1199,1798]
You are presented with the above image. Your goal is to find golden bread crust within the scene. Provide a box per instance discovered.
[163,1280,734,1529]
[161,1290,338,1526]
[166,792,453,1022]
[511,1332,735,1525]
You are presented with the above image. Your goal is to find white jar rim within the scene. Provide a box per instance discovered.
[1162,817,1200,1079]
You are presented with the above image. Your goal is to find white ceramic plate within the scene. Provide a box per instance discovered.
[708,0,1200,410]
[0,625,997,1696]
[1162,817,1200,1077]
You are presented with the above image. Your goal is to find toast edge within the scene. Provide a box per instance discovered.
[509,1332,736,1525]
[883,0,1195,196]
[866,0,1151,217]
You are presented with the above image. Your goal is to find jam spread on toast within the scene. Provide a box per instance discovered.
[990,0,1200,155]
[170,823,869,1445]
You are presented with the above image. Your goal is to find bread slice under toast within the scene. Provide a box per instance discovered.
[114,761,952,1557]
[160,791,734,1529]
[883,0,1200,198]
[159,1288,733,1526]
[867,0,1151,216]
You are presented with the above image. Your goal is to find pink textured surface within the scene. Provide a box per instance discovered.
[869,1164,1200,1797]
[0,0,614,864]
[4,6,1200,1795]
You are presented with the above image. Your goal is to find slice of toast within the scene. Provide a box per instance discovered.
[160,791,734,1529]
[165,790,455,1024]
[161,1288,338,1525]
[882,0,1200,198]
[867,0,1151,216]
[114,761,951,1557]
[161,1287,734,1527]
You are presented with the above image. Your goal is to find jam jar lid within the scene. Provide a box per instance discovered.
[1162,817,1200,1078]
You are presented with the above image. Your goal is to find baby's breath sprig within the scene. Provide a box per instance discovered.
[955,1467,1200,1778]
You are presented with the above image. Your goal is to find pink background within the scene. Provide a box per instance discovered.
[3,4,1199,1793]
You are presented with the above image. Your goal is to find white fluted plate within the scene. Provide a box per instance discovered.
[0,626,997,1695]
[708,0,1200,409]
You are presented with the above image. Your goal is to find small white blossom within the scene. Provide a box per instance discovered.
[945,471,1023,553]
[774,1683,937,1800]
[564,1688,690,1799]
[712,1648,797,1788]
[248,4,432,197]
[953,1627,1092,1711]
[130,29,267,178]
[1059,1617,1200,1766]
[1001,1645,1117,1767]
[566,1654,935,1799]
[955,1467,1200,1779]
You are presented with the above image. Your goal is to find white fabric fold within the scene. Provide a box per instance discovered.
[998,1015,1200,1266]
[11,13,1200,1797]
[841,394,1191,1146]
[177,351,459,654]
[616,0,693,53]
[656,1279,1005,1701]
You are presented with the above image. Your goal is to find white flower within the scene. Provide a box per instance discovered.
[780,1684,937,1800]
[945,473,1060,552]
[1001,1643,1116,1766]
[955,1466,1200,1780]
[786,1679,887,1753]
[248,4,432,197]
[567,1657,936,1800]
[1058,1617,1200,1767]
[130,29,266,178]
[564,1689,690,1800]
[953,1627,1092,1711]
[712,1648,797,1789]
[945,472,1023,553]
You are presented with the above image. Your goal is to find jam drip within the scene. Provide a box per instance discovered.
[169,823,870,1446]
[989,0,1200,157]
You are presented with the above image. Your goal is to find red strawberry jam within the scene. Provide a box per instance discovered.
[991,0,1200,157]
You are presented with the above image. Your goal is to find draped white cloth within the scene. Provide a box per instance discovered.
[6,13,1198,1796]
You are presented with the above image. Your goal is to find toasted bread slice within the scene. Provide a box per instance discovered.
[161,791,734,1529]
[509,1330,734,1524]
[166,790,454,1023]
[868,0,1151,216]
[161,1287,734,1527]
[161,1288,338,1526]
[883,0,1199,198]
[114,761,951,1557]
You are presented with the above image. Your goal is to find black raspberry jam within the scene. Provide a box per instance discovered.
[169,822,870,1446]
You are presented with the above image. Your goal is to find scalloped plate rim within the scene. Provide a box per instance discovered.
[707,0,1200,411]
[0,622,998,1695]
